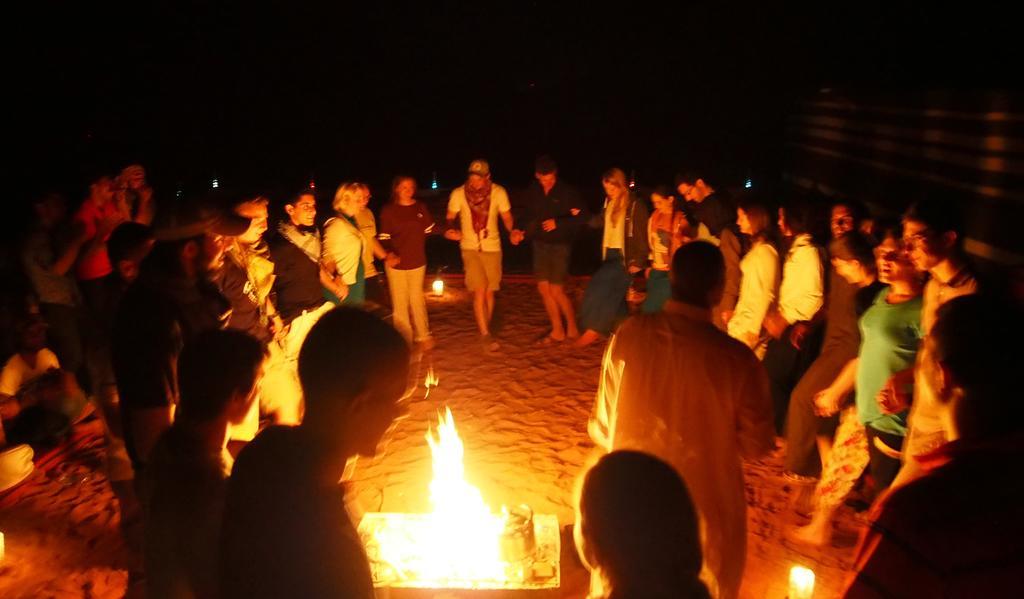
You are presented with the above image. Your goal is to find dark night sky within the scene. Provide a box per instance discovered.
[7,1,1018,200]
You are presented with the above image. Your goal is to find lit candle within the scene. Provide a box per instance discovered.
[789,565,815,599]
[1,531,5,561]
[432,278,444,296]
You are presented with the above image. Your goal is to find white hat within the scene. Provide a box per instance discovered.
[0,444,34,493]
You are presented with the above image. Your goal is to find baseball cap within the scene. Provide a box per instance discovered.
[467,159,491,177]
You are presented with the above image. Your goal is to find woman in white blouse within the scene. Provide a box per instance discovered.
[322,182,367,305]
[727,194,780,356]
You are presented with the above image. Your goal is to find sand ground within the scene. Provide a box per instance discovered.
[0,278,858,598]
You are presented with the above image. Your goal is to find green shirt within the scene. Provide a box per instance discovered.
[855,288,923,435]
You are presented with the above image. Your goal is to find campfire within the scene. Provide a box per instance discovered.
[358,406,560,593]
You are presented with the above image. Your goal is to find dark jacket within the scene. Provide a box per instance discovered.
[112,265,230,469]
[521,180,588,245]
[592,194,649,270]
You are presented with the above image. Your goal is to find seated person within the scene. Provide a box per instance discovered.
[221,308,411,599]
[144,329,266,599]
[576,450,710,599]
[1,313,87,447]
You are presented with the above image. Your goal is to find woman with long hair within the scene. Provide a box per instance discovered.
[379,175,436,350]
[792,225,924,546]
[576,451,710,599]
[575,168,649,347]
[642,185,691,314]
[322,182,367,306]
[727,193,780,357]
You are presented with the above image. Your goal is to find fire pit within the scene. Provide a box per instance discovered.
[358,408,561,597]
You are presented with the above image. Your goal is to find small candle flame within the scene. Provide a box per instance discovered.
[424,367,439,398]
[432,278,444,296]
[789,565,815,599]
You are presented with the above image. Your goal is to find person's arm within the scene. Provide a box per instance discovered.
[814,357,859,416]
[736,354,775,459]
[626,199,650,272]
[588,334,623,452]
[497,188,524,245]
[778,242,826,326]
[134,186,155,225]
[877,366,915,414]
[444,193,463,241]
[728,244,779,348]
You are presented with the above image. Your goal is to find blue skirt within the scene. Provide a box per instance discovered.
[642,269,671,314]
[579,250,630,335]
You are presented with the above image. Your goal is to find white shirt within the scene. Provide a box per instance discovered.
[728,241,780,349]
[0,349,60,397]
[777,234,824,325]
[602,199,626,252]
[447,184,512,253]
[590,301,774,599]
[322,216,364,285]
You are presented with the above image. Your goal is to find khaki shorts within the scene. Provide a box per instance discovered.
[462,250,502,292]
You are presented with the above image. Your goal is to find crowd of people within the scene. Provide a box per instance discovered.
[0,154,1021,599]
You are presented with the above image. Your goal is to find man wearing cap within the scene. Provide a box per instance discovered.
[111,197,248,486]
[521,155,587,343]
[444,159,523,349]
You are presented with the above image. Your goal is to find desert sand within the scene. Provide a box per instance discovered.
[0,277,858,598]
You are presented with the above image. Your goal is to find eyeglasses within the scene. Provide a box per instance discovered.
[902,230,932,247]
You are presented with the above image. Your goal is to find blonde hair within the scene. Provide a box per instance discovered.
[332,182,363,213]
[603,168,629,224]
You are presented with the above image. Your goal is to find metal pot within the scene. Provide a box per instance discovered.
[499,504,536,562]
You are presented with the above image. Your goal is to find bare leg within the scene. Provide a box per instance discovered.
[484,289,495,324]
[574,329,603,347]
[537,281,565,339]
[816,434,833,468]
[473,289,490,336]
[550,283,578,338]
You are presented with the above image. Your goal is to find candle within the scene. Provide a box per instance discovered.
[432,278,444,296]
[1,531,5,561]
[789,565,815,599]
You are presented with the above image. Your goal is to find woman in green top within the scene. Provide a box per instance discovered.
[793,225,923,546]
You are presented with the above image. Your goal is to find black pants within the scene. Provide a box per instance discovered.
[764,323,823,435]
[866,427,904,499]
[783,346,855,476]
[39,302,85,380]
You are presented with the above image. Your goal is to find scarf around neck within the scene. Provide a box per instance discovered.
[464,180,493,240]
[278,220,322,264]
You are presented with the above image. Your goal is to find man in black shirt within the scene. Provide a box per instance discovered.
[267,191,341,399]
[522,156,587,342]
[676,171,743,329]
[112,198,248,482]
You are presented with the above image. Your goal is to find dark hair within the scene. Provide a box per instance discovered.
[579,451,709,599]
[674,170,707,187]
[107,222,154,266]
[177,329,266,423]
[389,175,416,203]
[736,191,774,242]
[534,155,558,175]
[651,184,675,199]
[830,230,876,270]
[139,236,200,278]
[779,195,816,237]
[872,219,904,245]
[930,294,1024,435]
[904,196,965,241]
[670,241,725,308]
[298,308,410,417]
[832,197,868,224]
[287,189,317,207]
